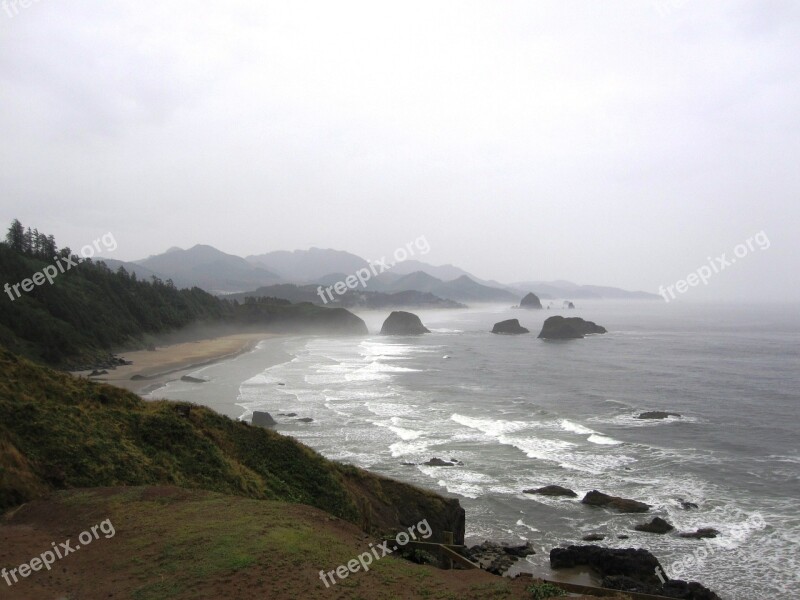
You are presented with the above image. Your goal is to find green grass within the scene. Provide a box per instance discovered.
[0,347,463,553]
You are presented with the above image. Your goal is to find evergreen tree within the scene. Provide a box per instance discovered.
[5,219,25,252]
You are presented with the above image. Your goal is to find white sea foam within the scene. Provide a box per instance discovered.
[389,439,432,457]
[587,434,623,445]
[560,419,596,435]
[451,413,530,437]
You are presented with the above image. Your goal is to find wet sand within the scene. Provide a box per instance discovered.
[73,333,276,395]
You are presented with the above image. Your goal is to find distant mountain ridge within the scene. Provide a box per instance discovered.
[135,245,280,292]
[99,245,658,300]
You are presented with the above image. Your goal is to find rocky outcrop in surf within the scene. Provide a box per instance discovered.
[637,411,681,420]
[523,485,577,497]
[380,311,430,335]
[519,292,543,309]
[538,316,607,339]
[550,545,720,600]
[491,319,529,334]
[635,517,675,534]
[581,490,650,513]
[251,411,277,427]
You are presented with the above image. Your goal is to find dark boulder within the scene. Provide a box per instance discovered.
[380,311,430,335]
[180,375,207,383]
[251,411,277,428]
[550,545,662,586]
[581,490,650,513]
[635,517,675,534]
[424,457,460,467]
[520,292,543,309]
[679,498,699,510]
[491,319,530,334]
[679,528,720,539]
[637,411,681,420]
[523,485,577,498]
[538,316,607,340]
[467,541,535,575]
[582,534,606,541]
[296,417,313,423]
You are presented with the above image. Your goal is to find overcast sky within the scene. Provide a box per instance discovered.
[1,1,798,300]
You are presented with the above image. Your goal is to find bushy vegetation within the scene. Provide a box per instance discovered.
[0,220,365,366]
[527,582,566,599]
[0,346,358,518]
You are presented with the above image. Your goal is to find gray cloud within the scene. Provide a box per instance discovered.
[1,0,797,300]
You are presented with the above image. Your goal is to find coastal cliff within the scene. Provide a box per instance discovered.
[0,347,460,543]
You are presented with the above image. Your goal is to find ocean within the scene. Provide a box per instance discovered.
[151,301,800,599]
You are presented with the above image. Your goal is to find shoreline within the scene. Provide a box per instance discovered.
[67,332,717,596]
[72,333,277,396]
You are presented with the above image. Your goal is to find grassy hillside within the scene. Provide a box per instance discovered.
[0,231,367,367]
[0,486,575,600]
[0,347,463,542]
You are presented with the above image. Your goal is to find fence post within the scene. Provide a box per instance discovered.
[443,531,454,569]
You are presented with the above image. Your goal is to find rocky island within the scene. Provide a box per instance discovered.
[538,316,607,339]
[519,292,543,309]
[380,311,431,335]
[491,319,530,334]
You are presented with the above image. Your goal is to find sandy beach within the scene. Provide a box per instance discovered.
[74,333,276,396]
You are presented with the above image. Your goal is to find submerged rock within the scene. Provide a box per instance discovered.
[538,316,607,339]
[523,485,577,498]
[180,375,207,383]
[679,498,700,510]
[491,319,530,334]
[581,490,650,513]
[380,311,430,335]
[582,534,606,541]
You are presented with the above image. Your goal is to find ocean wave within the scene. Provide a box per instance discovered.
[587,434,623,445]
[559,419,596,435]
[451,413,531,436]
[389,438,432,457]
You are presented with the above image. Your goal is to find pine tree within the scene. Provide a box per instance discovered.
[5,219,25,252]
[23,227,33,255]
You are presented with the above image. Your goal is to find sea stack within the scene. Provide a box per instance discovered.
[519,292,543,309]
[538,316,607,340]
[380,311,431,335]
[492,319,530,334]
